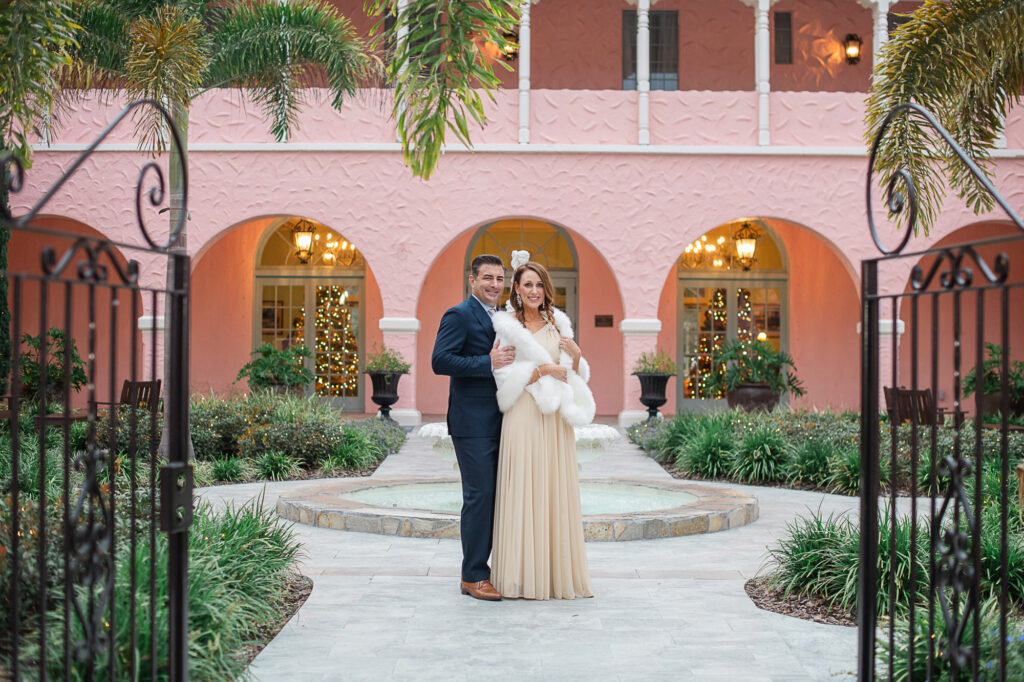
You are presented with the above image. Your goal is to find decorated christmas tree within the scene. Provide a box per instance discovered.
[314,285,359,396]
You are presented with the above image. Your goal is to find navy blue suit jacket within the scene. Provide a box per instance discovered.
[431,298,503,438]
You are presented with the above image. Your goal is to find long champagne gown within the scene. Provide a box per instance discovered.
[491,323,594,600]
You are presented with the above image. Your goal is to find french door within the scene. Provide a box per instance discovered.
[676,277,788,409]
[255,276,365,411]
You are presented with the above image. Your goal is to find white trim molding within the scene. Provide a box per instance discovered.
[619,318,662,335]
[138,315,165,332]
[379,317,421,334]
[856,319,905,337]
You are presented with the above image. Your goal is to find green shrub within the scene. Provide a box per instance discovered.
[96,405,161,458]
[190,394,250,460]
[211,456,252,483]
[787,439,832,486]
[824,444,862,495]
[626,418,667,455]
[678,413,735,478]
[349,416,406,454]
[256,451,300,481]
[656,413,708,464]
[236,342,314,391]
[240,418,341,469]
[730,424,788,483]
[878,597,1024,681]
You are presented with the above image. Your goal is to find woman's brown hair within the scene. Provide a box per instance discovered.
[510,261,556,325]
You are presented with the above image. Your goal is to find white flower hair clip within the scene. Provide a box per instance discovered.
[510,249,530,270]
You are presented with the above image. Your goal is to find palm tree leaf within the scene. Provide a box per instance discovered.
[124,5,209,152]
[205,0,371,142]
[367,0,519,179]
[866,0,1024,235]
[0,0,79,165]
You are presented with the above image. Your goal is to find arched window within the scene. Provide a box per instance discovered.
[254,218,365,411]
[466,219,579,329]
[676,220,789,406]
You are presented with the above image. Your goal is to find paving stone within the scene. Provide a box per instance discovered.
[195,429,863,681]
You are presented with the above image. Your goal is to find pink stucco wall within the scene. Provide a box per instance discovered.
[771,0,873,92]
[770,91,866,147]
[650,91,757,146]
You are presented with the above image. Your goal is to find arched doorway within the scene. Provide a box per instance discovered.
[465,218,579,330]
[676,219,789,408]
[254,217,366,411]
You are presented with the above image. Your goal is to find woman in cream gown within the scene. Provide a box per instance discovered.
[489,257,594,600]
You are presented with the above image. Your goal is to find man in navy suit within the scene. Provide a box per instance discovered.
[432,254,515,601]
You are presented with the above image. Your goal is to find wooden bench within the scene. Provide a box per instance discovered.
[883,386,960,426]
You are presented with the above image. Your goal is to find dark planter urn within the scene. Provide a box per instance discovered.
[635,373,673,421]
[978,389,1024,419]
[271,383,305,398]
[368,371,404,420]
[726,383,780,412]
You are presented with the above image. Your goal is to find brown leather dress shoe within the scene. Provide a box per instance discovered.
[460,579,502,601]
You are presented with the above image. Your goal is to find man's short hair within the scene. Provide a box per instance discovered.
[471,254,504,277]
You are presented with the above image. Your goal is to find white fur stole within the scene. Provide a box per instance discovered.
[491,308,596,426]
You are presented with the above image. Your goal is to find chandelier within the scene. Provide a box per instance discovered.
[679,222,762,271]
[289,218,361,266]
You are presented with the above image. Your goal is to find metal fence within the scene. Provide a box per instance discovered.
[859,103,1024,680]
[0,100,192,680]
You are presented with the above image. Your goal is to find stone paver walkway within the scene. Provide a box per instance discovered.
[197,428,861,681]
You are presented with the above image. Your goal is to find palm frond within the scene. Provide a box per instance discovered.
[0,0,78,166]
[866,0,1024,235]
[124,4,210,152]
[366,0,520,179]
[65,0,131,88]
[206,0,371,143]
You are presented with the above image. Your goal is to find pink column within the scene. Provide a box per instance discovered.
[619,319,662,427]
[379,318,421,426]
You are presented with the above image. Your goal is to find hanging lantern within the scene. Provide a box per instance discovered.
[291,219,316,263]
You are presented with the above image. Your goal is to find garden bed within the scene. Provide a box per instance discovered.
[744,576,855,627]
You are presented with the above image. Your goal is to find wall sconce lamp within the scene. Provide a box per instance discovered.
[291,218,316,263]
[501,30,519,62]
[733,221,760,270]
[843,34,862,64]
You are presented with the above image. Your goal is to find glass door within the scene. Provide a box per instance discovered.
[677,278,786,409]
[256,277,364,411]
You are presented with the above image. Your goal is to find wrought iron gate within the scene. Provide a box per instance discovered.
[0,101,192,680]
[859,103,1024,680]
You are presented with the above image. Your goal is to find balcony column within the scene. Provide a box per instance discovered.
[755,0,771,146]
[636,0,651,145]
[518,1,532,144]
[871,0,891,61]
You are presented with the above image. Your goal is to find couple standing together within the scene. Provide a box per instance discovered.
[431,251,595,601]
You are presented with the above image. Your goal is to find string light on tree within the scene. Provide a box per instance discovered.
[314,286,359,396]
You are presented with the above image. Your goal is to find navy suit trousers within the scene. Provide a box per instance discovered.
[451,434,500,582]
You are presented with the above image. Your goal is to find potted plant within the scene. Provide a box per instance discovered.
[19,328,88,407]
[235,343,314,396]
[631,350,677,421]
[365,344,411,420]
[709,339,805,412]
[962,342,1024,418]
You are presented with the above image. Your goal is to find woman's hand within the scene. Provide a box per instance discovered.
[559,337,582,362]
[540,363,568,383]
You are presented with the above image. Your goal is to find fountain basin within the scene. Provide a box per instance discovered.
[277,478,758,542]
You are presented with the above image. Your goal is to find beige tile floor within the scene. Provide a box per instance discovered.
[197,426,860,681]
